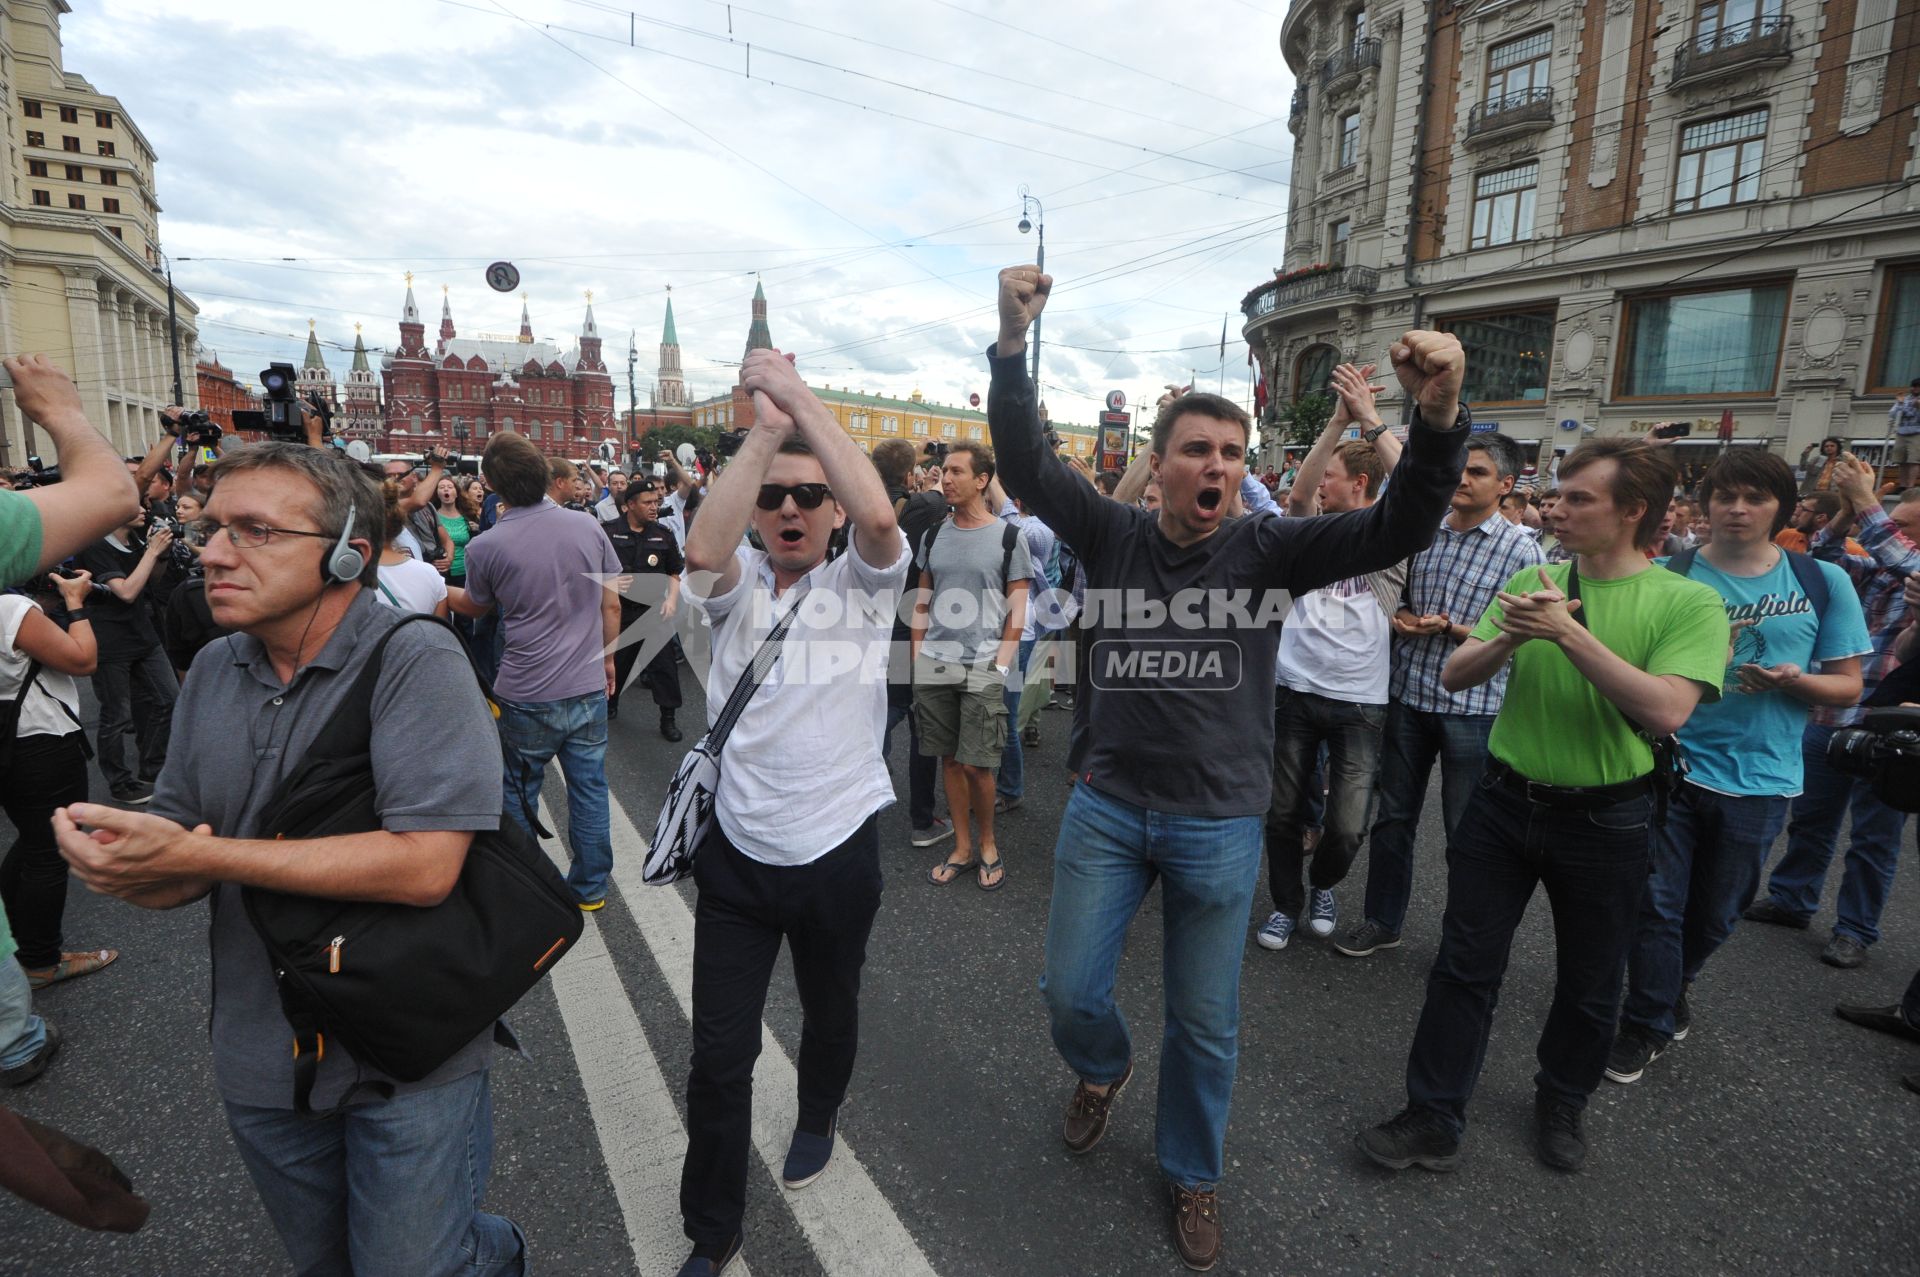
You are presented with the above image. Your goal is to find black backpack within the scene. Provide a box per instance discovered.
[244,613,583,1113]
[917,516,1021,591]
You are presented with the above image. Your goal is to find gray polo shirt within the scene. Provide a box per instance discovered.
[151,590,503,1110]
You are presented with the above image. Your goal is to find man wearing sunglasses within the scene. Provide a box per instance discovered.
[672,347,909,1277]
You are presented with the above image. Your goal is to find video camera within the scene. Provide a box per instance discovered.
[232,362,331,443]
[1043,425,1064,451]
[1827,707,1920,813]
[14,455,59,487]
[166,408,223,448]
[924,440,951,462]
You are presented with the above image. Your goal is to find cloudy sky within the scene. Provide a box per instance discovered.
[67,0,1295,428]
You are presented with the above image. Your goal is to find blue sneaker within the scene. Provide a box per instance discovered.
[1309,889,1338,938]
[781,1116,836,1190]
[1256,911,1295,951]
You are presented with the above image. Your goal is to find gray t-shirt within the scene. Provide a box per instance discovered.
[464,499,623,703]
[151,591,504,1110]
[915,516,1032,665]
[406,505,442,562]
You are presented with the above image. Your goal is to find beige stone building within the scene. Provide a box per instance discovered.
[1247,0,1920,474]
[0,0,197,465]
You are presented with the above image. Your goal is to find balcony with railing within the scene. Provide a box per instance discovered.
[1241,265,1381,323]
[1289,85,1308,131]
[1320,38,1381,90]
[1672,16,1793,87]
[1466,86,1554,144]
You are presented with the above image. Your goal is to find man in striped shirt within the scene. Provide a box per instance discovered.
[1337,433,1544,958]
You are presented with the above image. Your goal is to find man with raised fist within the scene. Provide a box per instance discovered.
[989,264,1469,1271]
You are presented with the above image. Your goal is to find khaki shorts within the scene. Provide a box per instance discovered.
[1893,433,1920,466]
[913,652,1009,768]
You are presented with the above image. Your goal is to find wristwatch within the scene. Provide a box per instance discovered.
[992,663,1010,676]
[1362,424,1391,444]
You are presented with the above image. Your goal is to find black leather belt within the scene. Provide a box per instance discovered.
[1486,761,1652,811]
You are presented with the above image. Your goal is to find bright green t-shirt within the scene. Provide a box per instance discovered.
[1472,561,1728,787]
[0,489,44,590]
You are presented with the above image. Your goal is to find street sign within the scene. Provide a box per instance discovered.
[1560,418,1581,432]
[485,261,521,293]
[1471,420,1498,433]
[1105,390,1127,411]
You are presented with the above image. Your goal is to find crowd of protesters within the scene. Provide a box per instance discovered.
[0,260,1916,1277]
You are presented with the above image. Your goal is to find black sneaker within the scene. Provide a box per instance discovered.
[1673,982,1693,1042]
[674,1233,741,1277]
[1333,919,1402,958]
[1835,1001,1920,1044]
[1822,934,1868,969]
[1356,1107,1460,1172]
[1022,722,1041,747]
[660,710,684,744]
[1534,1095,1586,1171]
[108,781,153,806]
[1742,897,1809,929]
[1,1021,61,1088]
[1603,1024,1665,1084]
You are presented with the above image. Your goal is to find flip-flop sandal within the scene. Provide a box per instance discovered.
[25,949,119,992]
[928,856,976,886]
[977,857,1007,892]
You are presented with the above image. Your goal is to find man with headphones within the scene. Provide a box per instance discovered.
[51,442,528,1275]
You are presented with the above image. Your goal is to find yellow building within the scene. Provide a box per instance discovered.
[691,383,1098,463]
[0,0,198,464]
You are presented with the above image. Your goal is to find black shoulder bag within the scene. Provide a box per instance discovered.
[244,614,583,1114]
[1564,562,1688,823]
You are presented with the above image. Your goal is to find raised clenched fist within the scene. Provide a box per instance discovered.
[1388,331,1465,428]
[997,266,1052,349]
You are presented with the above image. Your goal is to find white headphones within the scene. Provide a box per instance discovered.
[323,500,366,585]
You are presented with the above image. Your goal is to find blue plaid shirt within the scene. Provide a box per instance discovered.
[1390,511,1546,716]
[1811,506,1917,728]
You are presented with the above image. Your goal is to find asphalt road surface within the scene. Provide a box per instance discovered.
[4,679,1918,1276]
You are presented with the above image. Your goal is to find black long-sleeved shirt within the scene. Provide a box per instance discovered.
[986,344,1467,817]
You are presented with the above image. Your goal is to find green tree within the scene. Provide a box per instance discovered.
[1276,391,1334,450]
[633,422,721,463]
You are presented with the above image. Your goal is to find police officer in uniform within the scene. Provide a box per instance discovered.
[601,480,686,740]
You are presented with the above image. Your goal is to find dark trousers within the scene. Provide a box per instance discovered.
[91,643,175,791]
[1265,687,1385,918]
[1405,772,1652,1138]
[0,732,89,970]
[1363,705,1497,934]
[610,608,682,715]
[1906,966,1920,1026]
[681,814,882,1247]
[884,702,938,830]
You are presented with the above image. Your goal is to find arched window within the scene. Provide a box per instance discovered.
[1294,344,1337,399]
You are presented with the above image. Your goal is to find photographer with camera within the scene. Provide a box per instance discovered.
[0,355,141,583]
[381,448,454,571]
[160,489,230,679]
[1744,461,1918,969]
[76,509,178,805]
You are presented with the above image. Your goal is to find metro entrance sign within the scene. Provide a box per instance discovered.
[1099,410,1130,472]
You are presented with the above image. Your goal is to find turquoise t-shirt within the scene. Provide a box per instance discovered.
[0,489,44,590]
[1662,551,1871,797]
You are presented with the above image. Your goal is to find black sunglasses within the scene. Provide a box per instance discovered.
[756,483,832,511]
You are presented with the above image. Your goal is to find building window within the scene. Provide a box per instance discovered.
[1470,162,1538,249]
[30,190,49,206]
[905,417,921,435]
[1294,344,1337,398]
[1439,311,1554,404]
[1336,111,1360,169]
[1487,29,1552,105]
[25,131,42,147]
[109,226,122,241]
[27,160,45,177]
[61,136,79,152]
[20,99,40,118]
[1620,281,1789,397]
[94,110,113,128]
[941,423,957,439]
[968,425,983,441]
[1349,7,1367,46]
[1328,218,1351,267]
[1673,109,1766,213]
[99,169,117,185]
[1871,264,1920,392]
[57,105,77,124]
[97,140,114,157]
[63,163,81,181]
[66,193,84,210]
[1697,0,1783,41]
[102,197,119,213]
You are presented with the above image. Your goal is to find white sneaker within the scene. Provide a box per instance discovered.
[1309,889,1338,938]
[1256,911,1295,950]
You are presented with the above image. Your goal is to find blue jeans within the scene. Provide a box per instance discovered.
[1040,782,1263,1188]
[224,1070,525,1277]
[1625,783,1789,1040]
[498,692,613,903]
[1405,772,1652,1138]
[1363,706,1496,934]
[996,637,1039,802]
[1764,723,1912,945]
[0,953,47,1071]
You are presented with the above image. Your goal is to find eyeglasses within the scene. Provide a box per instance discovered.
[187,518,337,549]
[756,483,832,511]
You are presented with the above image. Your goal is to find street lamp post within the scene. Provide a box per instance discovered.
[1018,186,1045,398]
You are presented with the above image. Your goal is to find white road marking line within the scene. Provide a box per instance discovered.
[535,798,753,1277]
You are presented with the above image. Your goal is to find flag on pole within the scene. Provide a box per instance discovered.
[1218,313,1228,364]
[1717,407,1734,443]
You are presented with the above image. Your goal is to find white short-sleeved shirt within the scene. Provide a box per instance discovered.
[0,595,84,738]
[374,556,449,616]
[685,530,911,866]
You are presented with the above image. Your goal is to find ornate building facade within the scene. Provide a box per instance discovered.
[378,278,615,456]
[1246,0,1920,470]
